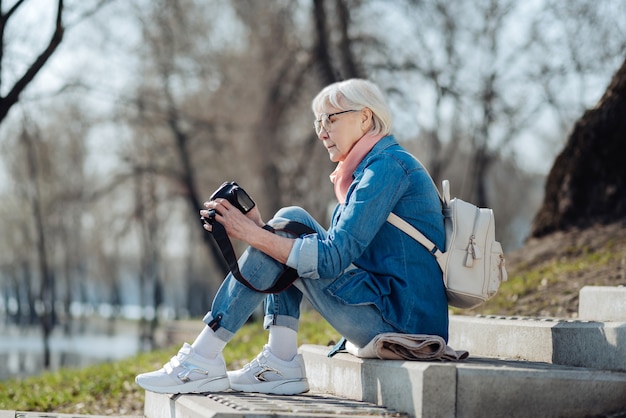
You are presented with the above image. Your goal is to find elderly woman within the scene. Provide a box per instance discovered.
[135,78,448,395]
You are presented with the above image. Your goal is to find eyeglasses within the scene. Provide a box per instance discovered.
[314,109,358,135]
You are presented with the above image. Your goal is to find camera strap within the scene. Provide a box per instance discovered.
[210,220,316,293]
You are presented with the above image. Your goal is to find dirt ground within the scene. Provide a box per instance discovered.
[470,220,626,318]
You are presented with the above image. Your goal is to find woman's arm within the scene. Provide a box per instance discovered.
[200,199,295,264]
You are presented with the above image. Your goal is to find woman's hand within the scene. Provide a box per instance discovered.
[245,205,265,228]
[200,199,259,242]
[200,199,294,265]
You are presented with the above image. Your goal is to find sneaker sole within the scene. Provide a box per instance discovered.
[136,375,230,394]
[230,379,309,395]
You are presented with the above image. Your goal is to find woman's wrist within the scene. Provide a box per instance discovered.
[247,225,293,265]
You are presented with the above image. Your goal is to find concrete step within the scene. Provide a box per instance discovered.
[579,285,626,321]
[143,286,626,417]
[448,314,626,372]
[0,412,142,418]
[143,390,408,417]
[143,345,626,418]
[300,344,626,418]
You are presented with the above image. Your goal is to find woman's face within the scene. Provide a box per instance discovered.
[316,108,370,162]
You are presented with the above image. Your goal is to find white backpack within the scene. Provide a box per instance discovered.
[387,180,508,309]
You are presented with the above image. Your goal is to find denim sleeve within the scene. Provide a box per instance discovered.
[286,236,320,279]
[285,238,302,269]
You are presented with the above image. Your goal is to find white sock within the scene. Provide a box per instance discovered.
[191,325,227,359]
[268,325,298,361]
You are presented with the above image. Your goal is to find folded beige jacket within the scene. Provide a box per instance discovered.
[345,333,468,361]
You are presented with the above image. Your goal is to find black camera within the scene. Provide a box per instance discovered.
[201,181,256,226]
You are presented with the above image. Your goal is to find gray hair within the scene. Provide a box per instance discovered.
[312,79,392,136]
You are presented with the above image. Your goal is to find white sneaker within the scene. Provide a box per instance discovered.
[228,345,309,395]
[135,343,230,394]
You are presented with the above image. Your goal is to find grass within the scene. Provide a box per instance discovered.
[0,310,340,416]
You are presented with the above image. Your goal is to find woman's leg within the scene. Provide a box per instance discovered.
[224,207,326,395]
[190,246,288,360]
[203,206,327,339]
[260,207,398,348]
[201,245,289,341]
[136,206,325,395]
[294,273,397,348]
[263,288,302,361]
[134,243,291,395]
[258,206,397,348]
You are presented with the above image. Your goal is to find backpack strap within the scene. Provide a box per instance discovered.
[210,220,315,294]
[386,173,450,261]
[441,179,451,207]
[387,212,444,260]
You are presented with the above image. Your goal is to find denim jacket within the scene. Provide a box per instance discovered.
[288,135,448,341]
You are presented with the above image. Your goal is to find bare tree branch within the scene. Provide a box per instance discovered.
[0,0,64,124]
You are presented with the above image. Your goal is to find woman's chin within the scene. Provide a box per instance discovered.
[327,150,345,163]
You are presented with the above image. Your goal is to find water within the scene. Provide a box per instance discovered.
[0,319,143,381]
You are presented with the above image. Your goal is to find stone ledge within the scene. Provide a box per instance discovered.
[579,285,626,321]
[142,345,626,418]
[300,344,626,418]
[143,390,407,418]
[448,314,626,371]
[301,345,455,418]
[0,412,142,418]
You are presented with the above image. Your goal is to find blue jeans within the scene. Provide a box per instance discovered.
[202,206,398,348]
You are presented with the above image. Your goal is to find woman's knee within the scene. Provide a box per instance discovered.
[271,206,324,237]
[273,206,311,223]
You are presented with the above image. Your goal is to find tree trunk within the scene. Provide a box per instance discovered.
[22,127,54,368]
[531,57,626,237]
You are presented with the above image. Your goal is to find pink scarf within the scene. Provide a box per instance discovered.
[329,132,384,203]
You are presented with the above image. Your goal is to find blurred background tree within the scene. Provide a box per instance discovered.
[532,57,626,236]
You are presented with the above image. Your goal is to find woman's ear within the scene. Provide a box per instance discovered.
[361,108,373,132]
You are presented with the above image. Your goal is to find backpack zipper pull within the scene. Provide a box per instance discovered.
[499,255,508,281]
[471,238,482,260]
[465,236,476,267]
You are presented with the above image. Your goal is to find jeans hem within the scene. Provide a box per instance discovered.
[202,312,235,342]
[263,314,299,332]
